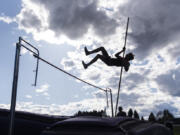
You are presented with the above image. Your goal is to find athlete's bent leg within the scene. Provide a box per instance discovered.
[82,54,110,69]
[84,47,109,57]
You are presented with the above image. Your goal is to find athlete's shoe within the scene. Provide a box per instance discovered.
[84,47,90,55]
[82,61,88,69]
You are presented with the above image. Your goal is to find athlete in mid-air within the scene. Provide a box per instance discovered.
[82,46,134,72]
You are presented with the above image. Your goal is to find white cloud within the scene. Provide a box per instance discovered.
[7,0,123,46]
[0,98,107,116]
[155,67,180,96]
[20,47,28,55]
[35,84,49,93]
[2,0,180,118]
[1,90,179,118]
[0,16,16,24]
[117,0,180,60]
[35,84,50,99]
[73,94,79,99]
[25,95,32,99]
[60,41,180,117]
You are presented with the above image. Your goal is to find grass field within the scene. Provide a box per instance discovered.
[174,125,180,135]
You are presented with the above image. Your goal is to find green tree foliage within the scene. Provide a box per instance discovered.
[133,110,139,119]
[148,112,156,122]
[141,116,144,121]
[162,109,174,122]
[74,110,105,117]
[128,108,133,118]
[156,111,163,123]
[156,109,174,123]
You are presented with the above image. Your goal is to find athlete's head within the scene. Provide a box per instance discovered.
[125,53,134,61]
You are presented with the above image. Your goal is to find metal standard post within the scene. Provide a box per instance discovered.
[8,41,21,135]
[115,18,129,116]
[8,37,40,135]
[109,89,114,117]
[19,37,40,86]
[106,89,109,108]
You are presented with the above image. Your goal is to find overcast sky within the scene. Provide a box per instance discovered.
[1,0,180,118]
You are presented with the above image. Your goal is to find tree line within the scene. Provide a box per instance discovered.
[74,106,174,124]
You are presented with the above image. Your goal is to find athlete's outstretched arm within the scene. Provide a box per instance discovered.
[115,47,126,58]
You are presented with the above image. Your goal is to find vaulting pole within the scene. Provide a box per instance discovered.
[106,88,114,117]
[115,17,130,116]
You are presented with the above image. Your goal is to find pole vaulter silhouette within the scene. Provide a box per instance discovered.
[82,46,134,72]
[82,18,133,116]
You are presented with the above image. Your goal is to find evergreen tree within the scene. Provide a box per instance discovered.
[148,112,156,122]
[134,110,139,119]
[74,110,105,117]
[141,116,144,121]
[156,111,163,123]
[162,109,174,122]
[128,108,133,118]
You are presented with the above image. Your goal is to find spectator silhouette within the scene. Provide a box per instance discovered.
[117,106,127,117]
[82,46,134,72]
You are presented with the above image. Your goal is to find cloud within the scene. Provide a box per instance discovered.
[0,16,16,24]
[18,10,42,31]
[0,97,178,118]
[2,0,180,118]
[35,84,50,98]
[63,61,75,67]
[35,84,49,93]
[59,42,180,118]
[155,103,178,114]
[25,95,32,99]
[73,94,79,99]
[0,98,107,116]
[20,47,28,55]
[107,76,120,89]
[168,43,180,58]
[123,73,146,90]
[118,0,180,59]
[155,68,180,96]
[119,92,141,106]
[140,102,178,118]
[92,91,106,99]
[89,73,101,80]
[16,0,118,40]
[61,59,75,70]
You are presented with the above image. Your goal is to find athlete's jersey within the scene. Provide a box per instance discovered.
[107,57,130,71]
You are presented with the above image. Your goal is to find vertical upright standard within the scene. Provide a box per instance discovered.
[8,38,21,135]
[8,37,39,135]
[109,89,114,117]
[106,88,114,117]
[115,18,130,116]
